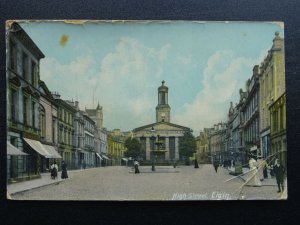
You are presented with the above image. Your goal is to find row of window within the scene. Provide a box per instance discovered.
[242,90,259,123]
[10,88,37,128]
[244,118,259,143]
[271,105,285,133]
[10,40,38,87]
[58,108,73,125]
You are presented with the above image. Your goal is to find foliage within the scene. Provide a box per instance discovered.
[179,130,197,161]
[124,137,143,159]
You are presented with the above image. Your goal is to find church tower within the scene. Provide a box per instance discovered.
[156,80,171,122]
[96,102,103,129]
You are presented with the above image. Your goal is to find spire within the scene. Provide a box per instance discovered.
[96,102,100,110]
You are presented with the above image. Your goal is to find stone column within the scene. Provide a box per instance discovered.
[175,137,179,160]
[165,137,169,160]
[146,137,151,160]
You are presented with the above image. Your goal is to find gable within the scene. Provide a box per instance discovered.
[133,122,190,133]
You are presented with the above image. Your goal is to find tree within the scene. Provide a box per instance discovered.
[179,130,197,165]
[124,137,143,159]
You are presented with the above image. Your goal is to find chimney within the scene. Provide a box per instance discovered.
[253,65,259,76]
[52,91,61,99]
[75,101,79,110]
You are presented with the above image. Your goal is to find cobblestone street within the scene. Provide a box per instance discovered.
[11,165,286,200]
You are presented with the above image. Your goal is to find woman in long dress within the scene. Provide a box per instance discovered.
[61,161,68,179]
[246,158,261,186]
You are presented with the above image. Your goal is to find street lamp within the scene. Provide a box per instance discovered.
[150,126,155,171]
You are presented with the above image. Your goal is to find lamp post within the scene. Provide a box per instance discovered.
[150,127,155,171]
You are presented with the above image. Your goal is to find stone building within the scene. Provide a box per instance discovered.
[259,32,285,161]
[86,103,108,166]
[82,112,96,168]
[7,22,45,181]
[38,81,62,171]
[239,66,260,162]
[208,123,227,163]
[195,128,213,163]
[133,81,191,161]
[52,93,76,169]
[270,93,286,166]
[107,130,127,165]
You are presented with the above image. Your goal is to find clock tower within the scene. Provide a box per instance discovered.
[156,80,171,122]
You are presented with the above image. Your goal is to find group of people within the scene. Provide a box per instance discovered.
[50,161,68,180]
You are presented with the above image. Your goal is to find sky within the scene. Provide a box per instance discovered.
[19,21,284,134]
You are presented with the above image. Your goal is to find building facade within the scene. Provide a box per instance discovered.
[133,81,191,162]
[53,94,76,169]
[39,81,62,172]
[7,22,45,181]
[259,32,285,162]
[270,93,286,166]
[195,128,213,163]
[208,123,227,163]
[239,66,260,162]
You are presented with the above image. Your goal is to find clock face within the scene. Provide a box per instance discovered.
[161,113,166,117]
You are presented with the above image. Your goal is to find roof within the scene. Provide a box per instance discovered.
[9,22,45,59]
[133,121,191,132]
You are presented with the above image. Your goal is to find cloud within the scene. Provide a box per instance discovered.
[173,50,258,134]
[41,37,172,131]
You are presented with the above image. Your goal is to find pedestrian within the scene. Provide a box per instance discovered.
[213,159,219,173]
[50,161,58,179]
[61,160,68,179]
[273,160,285,193]
[246,157,261,187]
[134,159,140,174]
[83,160,86,170]
[194,159,199,168]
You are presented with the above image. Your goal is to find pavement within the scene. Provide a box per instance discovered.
[7,165,287,200]
[7,167,98,195]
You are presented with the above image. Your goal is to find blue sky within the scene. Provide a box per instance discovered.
[20,21,284,134]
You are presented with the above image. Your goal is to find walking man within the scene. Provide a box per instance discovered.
[273,160,285,193]
[213,158,219,173]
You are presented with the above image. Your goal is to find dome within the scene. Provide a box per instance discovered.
[158,80,168,91]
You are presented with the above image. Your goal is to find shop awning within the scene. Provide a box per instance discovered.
[43,144,62,159]
[96,153,103,160]
[24,138,52,157]
[101,155,110,160]
[121,158,128,161]
[7,142,28,156]
[23,138,62,159]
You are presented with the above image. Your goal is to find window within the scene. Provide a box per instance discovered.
[23,96,28,125]
[32,102,36,128]
[11,89,17,122]
[10,41,17,71]
[31,61,37,86]
[52,118,56,143]
[22,52,29,80]
[40,105,45,137]
[280,105,284,130]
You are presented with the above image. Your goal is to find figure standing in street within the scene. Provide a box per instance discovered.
[50,161,58,179]
[61,161,68,179]
[273,160,285,193]
[246,157,262,187]
[134,159,140,174]
[194,159,199,168]
[213,158,219,173]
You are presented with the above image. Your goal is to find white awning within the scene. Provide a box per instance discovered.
[24,138,52,157]
[96,153,103,160]
[101,155,110,160]
[7,142,28,156]
[250,146,258,151]
[121,158,128,161]
[43,144,62,159]
[23,138,62,159]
